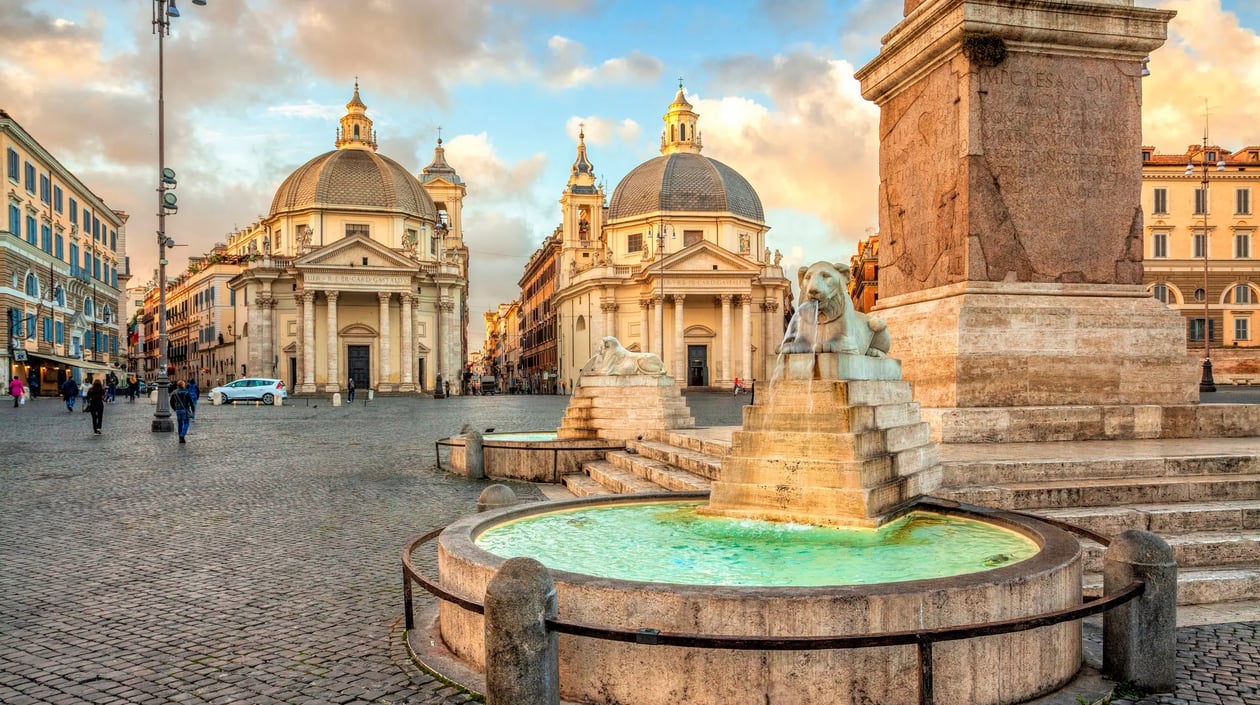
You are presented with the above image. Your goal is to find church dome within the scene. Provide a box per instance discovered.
[268,148,437,220]
[608,152,765,222]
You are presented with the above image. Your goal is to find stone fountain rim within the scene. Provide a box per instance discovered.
[439,491,1082,596]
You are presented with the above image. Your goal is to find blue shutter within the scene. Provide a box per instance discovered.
[55,320,64,345]
[43,317,51,341]
[55,233,63,260]
[70,198,77,222]
[7,204,17,235]
[54,185,62,213]
[40,224,51,253]
[26,317,34,338]
[26,215,36,244]
[6,148,17,181]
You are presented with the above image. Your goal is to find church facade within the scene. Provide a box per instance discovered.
[223,85,469,395]
[552,86,791,389]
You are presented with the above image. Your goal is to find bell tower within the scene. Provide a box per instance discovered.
[560,124,604,249]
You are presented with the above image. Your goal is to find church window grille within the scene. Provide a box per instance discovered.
[627,233,643,252]
[345,223,370,237]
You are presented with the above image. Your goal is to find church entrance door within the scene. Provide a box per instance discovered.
[348,345,370,390]
[687,345,708,387]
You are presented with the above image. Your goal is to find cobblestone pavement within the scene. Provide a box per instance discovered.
[1,392,1256,704]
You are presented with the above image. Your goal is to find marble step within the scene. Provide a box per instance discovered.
[941,473,1260,510]
[582,460,668,495]
[1083,565,1260,606]
[561,473,615,497]
[1031,500,1260,536]
[942,453,1260,487]
[605,451,712,492]
[1077,530,1260,573]
[628,439,723,480]
[643,430,732,459]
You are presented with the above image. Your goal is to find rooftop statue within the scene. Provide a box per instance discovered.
[780,260,891,357]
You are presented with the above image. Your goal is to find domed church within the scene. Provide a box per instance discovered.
[227,84,469,395]
[552,84,791,388]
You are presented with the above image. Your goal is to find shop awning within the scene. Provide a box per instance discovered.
[26,351,116,375]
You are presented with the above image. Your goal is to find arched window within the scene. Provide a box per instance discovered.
[24,272,38,297]
[84,297,94,317]
[680,123,686,140]
[1151,284,1170,304]
[1229,284,1256,305]
[54,286,65,306]
[354,125,360,139]
[576,315,586,332]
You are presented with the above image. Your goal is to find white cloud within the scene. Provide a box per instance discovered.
[543,36,663,88]
[267,102,343,120]
[563,116,642,146]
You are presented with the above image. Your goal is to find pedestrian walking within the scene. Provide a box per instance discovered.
[169,380,195,443]
[9,375,25,408]
[61,376,80,412]
[188,379,200,404]
[733,377,742,395]
[86,380,106,435]
[26,371,39,400]
[346,376,356,402]
[105,371,118,403]
[126,374,138,402]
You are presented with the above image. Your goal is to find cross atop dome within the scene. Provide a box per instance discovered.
[336,80,377,151]
[661,81,701,155]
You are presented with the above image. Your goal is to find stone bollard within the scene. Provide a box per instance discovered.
[1103,530,1178,692]
[148,390,157,404]
[478,484,517,512]
[484,557,559,705]
[332,392,342,407]
[465,431,485,480]
[211,391,222,406]
[368,389,375,402]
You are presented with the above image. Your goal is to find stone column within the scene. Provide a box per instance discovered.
[741,294,753,383]
[761,300,780,380]
[325,290,340,392]
[378,291,392,392]
[400,293,415,392]
[434,290,445,384]
[719,294,733,385]
[639,299,650,353]
[302,290,316,392]
[257,294,275,379]
[439,297,456,394]
[652,294,664,359]
[246,293,262,376]
[602,301,617,341]
[673,294,685,380]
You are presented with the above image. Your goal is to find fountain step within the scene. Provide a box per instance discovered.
[741,403,923,434]
[1031,500,1260,536]
[561,473,616,497]
[1077,530,1260,573]
[940,473,1260,510]
[1083,565,1260,606]
[582,460,671,495]
[941,453,1260,486]
[643,430,732,459]
[627,439,723,480]
[605,451,712,492]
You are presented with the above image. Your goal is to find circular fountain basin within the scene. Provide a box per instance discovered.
[445,431,615,482]
[437,493,1083,705]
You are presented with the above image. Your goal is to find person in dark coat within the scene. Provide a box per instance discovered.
[61,376,80,412]
[86,380,106,435]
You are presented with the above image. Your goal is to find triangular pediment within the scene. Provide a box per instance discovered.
[665,241,762,273]
[295,233,417,270]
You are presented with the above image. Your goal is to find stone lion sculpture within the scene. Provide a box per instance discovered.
[580,336,667,376]
[780,260,891,357]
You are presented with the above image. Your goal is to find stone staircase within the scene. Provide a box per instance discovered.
[561,430,1260,607]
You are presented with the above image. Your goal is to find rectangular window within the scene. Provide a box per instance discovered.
[1236,233,1251,259]
[53,185,62,213]
[55,320,64,345]
[8,204,18,235]
[1152,232,1168,258]
[1189,318,1215,342]
[39,174,49,203]
[26,316,35,339]
[92,215,100,241]
[1195,188,1207,215]
[684,230,704,247]
[6,148,17,181]
[1236,318,1250,342]
[109,230,116,251]
[1153,188,1168,214]
[54,233,63,260]
[93,256,100,280]
[82,208,90,231]
[43,317,52,342]
[230,289,236,305]
[1239,188,1252,215]
[24,162,35,193]
[69,198,78,223]
[1193,232,1207,259]
[345,223,370,237]
[70,244,79,275]
[25,215,36,245]
[40,224,51,253]
[627,233,643,252]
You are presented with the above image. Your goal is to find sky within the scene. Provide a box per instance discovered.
[3,0,1259,350]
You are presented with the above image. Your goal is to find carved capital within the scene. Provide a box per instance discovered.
[761,300,780,313]
[600,302,619,313]
[399,292,414,306]
[718,294,734,304]
[438,299,455,312]
[670,293,686,304]
[301,290,316,304]
[738,294,753,306]
[378,291,392,304]
[325,290,340,304]
[255,294,276,309]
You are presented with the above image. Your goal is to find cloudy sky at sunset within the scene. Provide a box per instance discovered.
[3,0,1258,349]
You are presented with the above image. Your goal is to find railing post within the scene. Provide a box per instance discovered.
[917,639,933,705]
[1103,530,1177,692]
[484,557,559,705]
[402,564,415,631]
[465,431,485,480]
[434,441,442,471]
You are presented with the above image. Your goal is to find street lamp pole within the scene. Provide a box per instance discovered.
[1187,106,1224,393]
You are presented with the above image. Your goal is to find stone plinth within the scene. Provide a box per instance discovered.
[557,375,694,442]
[703,357,942,528]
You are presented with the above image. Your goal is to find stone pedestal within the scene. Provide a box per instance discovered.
[556,375,694,442]
[855,1,1190,427]
[704,355,942,528]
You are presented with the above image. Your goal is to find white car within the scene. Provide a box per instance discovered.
[212,378,287,405]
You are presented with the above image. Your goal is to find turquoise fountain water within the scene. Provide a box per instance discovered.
[475,500,1038,587]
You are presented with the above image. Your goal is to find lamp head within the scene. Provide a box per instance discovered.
[192,0,208,5]
[1216,159,1226,172]
[1140,56,1151,77]
[167,0,180,17]
[1185,162,1195,176]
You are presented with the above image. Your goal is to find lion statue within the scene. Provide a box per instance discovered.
[779,260,891,357]
[580,336,667,376]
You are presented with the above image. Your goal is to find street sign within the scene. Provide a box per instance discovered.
[13,350,27,361]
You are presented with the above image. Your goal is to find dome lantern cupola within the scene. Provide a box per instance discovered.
[660,80,702,156]
[335,80,378,151]
[421,134,463,185]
